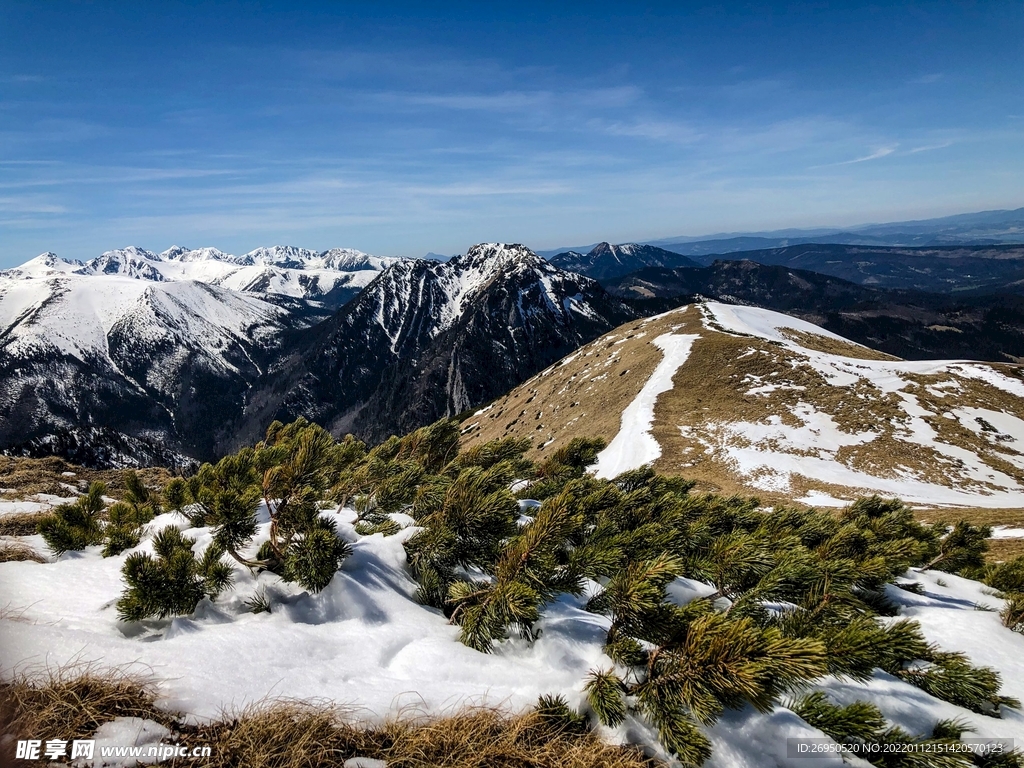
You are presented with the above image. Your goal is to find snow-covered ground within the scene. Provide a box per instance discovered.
[992,527,1024,539]
[698,303,1024,506]
[0,493,76,516]
[3,498,1024,768]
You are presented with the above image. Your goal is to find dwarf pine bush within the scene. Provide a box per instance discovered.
[790,692,986,768]
[103,471,160,556]
[38,472,162,558]
[1002,595,1024,634]
[122,417,1020,765]
[117,526,232,621]
[37,482,106,555]
[156,420,356,599]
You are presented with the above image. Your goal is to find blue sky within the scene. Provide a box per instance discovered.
[1,1,1022,266]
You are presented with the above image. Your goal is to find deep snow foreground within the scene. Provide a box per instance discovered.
[3,500,1024,768]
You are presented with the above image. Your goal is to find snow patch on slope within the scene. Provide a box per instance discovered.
[593,333,699,479]
[692,302,1024,507]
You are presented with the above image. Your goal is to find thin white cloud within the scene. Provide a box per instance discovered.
[834,146,898,165]
[908,142,953,153]
[589,117,702,144]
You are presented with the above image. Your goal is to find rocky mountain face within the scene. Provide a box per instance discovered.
[604,259,1024,363]
[240,243,638,445]
[549,242,700,281]
[0,243,637,466]
[0,268,328,463]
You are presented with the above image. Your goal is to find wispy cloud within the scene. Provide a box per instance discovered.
[833,146,898,165]
[0,166,241,191]
[0,196,68,214]
[908,141,953,153]
[371,85,640,114]
[587,117,702,144]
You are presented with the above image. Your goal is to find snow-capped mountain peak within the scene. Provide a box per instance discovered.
[160,246,233,263]
[0,252,84,279]
[81,247,166,281]
[451,242,547,274]
[239,242,637,445]
[236,245,322,268]
[319,248,393,272]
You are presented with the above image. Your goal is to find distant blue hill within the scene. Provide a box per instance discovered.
[536,206,1024,258]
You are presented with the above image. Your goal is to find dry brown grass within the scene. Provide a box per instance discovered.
[914,508,1024,530]
[174,701,360,768]
[1,667,657,768]
[0,455,172,502]
[0,511,47,537]
[0,540,45,563]
[176,702,656,768]
[780,329,900,361]
[462,308,696,461]
[465,302,1024,537]
[0,664,170,742]
[986,538,1024,563]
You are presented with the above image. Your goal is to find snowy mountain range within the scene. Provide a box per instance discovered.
[239,242,637,445]
[0,243,408,463]
[3,244,404,309]
[9,235,1024,470]
[0,242,636,463]
[0,267,325,463]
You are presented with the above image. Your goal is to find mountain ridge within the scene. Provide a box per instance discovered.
[602,259,1024,363]
[2,244,406,309]
[462,301,1024,509]
[238,242,639,446]
[549,241,701,280]
[537,206,1024,256]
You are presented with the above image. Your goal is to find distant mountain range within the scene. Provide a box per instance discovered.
[680,243,1024,292]
[5,227,1024,469]
[0,243,634,464]
[548,242,700,281]
[538,206,1024,257]
[545,240,1024,295]
[3,245,404,309]
[0,268,319,465]
[603,259,1024,363]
